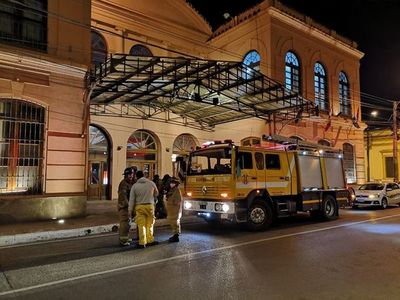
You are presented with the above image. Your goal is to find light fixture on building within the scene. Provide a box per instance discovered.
[223,12,231,20]
[371,111,378,117]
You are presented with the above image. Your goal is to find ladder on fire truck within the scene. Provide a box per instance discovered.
[262,134,342,154]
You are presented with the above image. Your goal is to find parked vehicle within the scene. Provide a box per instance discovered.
[182,135,350,231]
[353,182,400,209]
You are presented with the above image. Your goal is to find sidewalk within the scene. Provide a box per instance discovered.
[0,200,199,247]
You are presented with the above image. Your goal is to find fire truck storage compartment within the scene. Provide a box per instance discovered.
[324,157,345,189]
[298,155,323,190]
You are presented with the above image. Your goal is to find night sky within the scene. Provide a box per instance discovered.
[188,0,400,123]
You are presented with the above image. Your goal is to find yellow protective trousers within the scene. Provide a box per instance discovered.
[118,209,130,243]
[166,202,182,235]
[135,204,155,246]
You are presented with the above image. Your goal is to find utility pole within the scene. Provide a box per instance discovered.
[393,101,399,182]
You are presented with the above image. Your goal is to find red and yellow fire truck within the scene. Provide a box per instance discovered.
[183,135,350,231]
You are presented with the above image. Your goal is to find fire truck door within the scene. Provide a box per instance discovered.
[236,151,257,195]
[255,152,266,189]
[265,152,292,196]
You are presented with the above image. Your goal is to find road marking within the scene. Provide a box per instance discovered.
[1,213,400,296]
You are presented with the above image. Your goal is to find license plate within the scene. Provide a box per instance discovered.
[200,204,207,209]
[221,213,228,219]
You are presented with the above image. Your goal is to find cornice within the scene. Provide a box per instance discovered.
[0,50,87,79]
[269,8,364,59]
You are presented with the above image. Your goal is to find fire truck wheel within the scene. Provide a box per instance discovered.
[246,200,273,231]
[321,195,338,220]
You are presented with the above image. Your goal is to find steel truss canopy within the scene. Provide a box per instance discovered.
[90,55,315,130]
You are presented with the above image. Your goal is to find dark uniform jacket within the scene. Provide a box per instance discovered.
[118,179,133,211]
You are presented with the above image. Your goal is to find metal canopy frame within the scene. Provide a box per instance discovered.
[90,55,315,131]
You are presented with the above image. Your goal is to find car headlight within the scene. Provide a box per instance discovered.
[184,201,192,209]
[368,194,378,199]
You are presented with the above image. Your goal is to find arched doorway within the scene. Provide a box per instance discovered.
[172,134,198,179]
[126,130,159,179]
[88,125,111,200]
[343,143,356,183]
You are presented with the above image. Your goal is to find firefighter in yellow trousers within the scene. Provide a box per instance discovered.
[129,170,159,248]
[166,177,182,242]
[118,167,135,246]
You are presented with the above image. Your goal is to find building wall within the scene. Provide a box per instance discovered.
[0,0,91,222]
[365,129,399,182]
[90,0,366,200]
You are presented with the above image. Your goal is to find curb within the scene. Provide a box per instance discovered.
[0,216,200,247]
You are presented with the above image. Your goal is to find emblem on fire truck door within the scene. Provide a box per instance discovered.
[242,174,248,184]
[202,186,207,195]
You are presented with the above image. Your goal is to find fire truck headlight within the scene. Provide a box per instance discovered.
[184,201,192,209]
[186,192,192,197]
[222,204,229,212]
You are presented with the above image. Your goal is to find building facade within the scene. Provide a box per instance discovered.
[0,0,91,222]
[90,0,366,201]
[365,129,399,182]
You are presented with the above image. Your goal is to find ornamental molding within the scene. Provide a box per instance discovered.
[0,50,87,80]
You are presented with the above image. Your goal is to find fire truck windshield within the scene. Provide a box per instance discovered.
[188,147,232,175]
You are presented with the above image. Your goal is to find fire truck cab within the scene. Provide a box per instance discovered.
[183,136,350,231]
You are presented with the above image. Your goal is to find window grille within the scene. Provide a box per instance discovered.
[0,0,48,51]
[0,99,45,194]
[314,62,329,111]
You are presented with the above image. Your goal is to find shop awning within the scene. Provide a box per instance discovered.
[90,55,315,130]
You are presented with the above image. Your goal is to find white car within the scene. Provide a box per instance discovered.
[353,182,400,209]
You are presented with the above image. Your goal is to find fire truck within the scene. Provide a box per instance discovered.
[182,135,350,231]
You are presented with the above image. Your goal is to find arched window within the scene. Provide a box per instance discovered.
[173,134,197,155]
[289,135,304,142]
[314,62,329,111]
[318,139,331,147]
[343,143,356,183]
[172,134,198,179]
[126,130,158,178]
[242,50,261,79]
[91,30,107,66]
[339,71,351,116]
[0,99,45,194]
[88,125,111,200]
[241,137,261,147]
[129,44,153,56]
[285,51,301,94]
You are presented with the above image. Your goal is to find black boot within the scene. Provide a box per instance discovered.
[168,234,179,243]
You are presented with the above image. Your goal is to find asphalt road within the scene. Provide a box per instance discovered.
[1,207,400,300]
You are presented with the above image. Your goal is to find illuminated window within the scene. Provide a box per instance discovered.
[0,99,45,194]
[126,130,158,178]
[0,0,48,51]
[242,50,261,79]
[339,72,351,116]
[285,51,301,94]
[91,30,107,66]
[314,62,329,111]
[130,44,153,56]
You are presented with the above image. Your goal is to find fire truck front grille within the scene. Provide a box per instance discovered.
[192,186,219,198]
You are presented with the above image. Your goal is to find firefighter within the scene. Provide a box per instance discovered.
[166,177,182,242]
[128,170,159,248]
[118,167,135,246]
